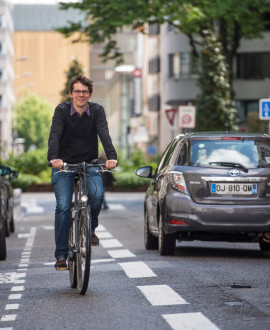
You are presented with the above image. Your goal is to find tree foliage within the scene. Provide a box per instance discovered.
[195,31,238,131]
[16,94,53,151]
[60,58,84,102]
[58,0,270,79]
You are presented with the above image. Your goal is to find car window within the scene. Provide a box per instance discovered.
[176,141,189,166]
[190,139,270,168]
[157,139,179,173]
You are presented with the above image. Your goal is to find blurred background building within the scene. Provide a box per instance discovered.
[0,0,268,158]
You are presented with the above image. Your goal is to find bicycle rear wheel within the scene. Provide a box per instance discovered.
[76,209,91,294]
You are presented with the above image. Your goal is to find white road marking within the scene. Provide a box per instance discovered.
[5,304,19,310]
[18,264,28,268]
[21,252,31,255]
[11,286,24,292]
[100,239,123,248]
[15,273,26,278]
[137,285,188,306]
[96,225,106,232]
[43,262,55,266]
[21,201,44,213]
[20,259,30,263]
[107,204,125,210]
[107,249,136,259]
[42,225,54,230]
[0,273,17,284]
[92,259,115,264]
[0,327,13,330]
[14,280,25,284]
[162,312,220,330]
[1,315,17,322]
[17,233,31,238]
[119,261,157,278]
[97,231,113,239]
[17,269,27,272]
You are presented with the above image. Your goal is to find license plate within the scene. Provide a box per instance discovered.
[211,183,257,195]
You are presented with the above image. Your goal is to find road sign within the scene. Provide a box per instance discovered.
[165,108,177,125]
[259,98,270,120]
[178,106,196,128]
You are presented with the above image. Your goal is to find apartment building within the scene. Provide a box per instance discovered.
[141,23,270,154]
[0,0,14,158]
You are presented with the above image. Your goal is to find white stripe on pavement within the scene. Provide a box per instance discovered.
[162,312,220,330]
[100,239,123,248]
[137,285,188,306]
[5,304,19,310]
[1,315,17,322]
[96,225,106,232]
[97,231,113,239]
[107,249,136,259]
[118,262,156,278]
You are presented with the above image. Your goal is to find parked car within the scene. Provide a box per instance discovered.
[136,132,270,255]
[0,165,12,260]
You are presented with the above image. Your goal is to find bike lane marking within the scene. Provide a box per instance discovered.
[98,224,220,330]
[0,227,36,329]
[162,312,220,330]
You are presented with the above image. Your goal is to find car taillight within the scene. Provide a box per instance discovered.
[221,137,242,140]
[169,171,187,193]
[169,219,188,225]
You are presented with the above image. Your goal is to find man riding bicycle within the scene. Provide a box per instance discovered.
[48,75,117,269]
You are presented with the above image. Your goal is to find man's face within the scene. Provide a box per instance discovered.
[69,82,92,109]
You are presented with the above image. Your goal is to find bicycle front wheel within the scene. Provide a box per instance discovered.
[68,218,77,288]
[76,209,91,294]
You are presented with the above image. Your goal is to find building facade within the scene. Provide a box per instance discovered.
[140,23,270,155]
[0,0,14,158]
[13,4,90,107]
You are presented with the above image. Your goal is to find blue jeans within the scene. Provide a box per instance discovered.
[51,166,104,258]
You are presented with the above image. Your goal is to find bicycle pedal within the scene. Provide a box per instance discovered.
[55,266,68,271]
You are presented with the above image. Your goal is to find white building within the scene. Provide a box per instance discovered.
[0,0,14,158]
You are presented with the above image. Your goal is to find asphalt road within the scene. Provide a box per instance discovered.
[0,192,270,330]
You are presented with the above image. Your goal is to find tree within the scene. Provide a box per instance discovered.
[60,58,84,102]
[57,0,270,85]
[15,94,53,151]
[196,31,238,131]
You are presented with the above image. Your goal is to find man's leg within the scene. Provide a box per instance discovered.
[51,169,74,259]
[86,167,103,234]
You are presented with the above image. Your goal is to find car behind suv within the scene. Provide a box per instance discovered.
[136,132,270,255]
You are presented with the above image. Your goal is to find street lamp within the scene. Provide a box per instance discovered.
[115,65,134,158]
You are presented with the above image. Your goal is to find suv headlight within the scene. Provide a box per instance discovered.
[169,171,187,193]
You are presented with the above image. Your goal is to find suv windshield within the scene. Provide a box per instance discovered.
[190,139,270,168]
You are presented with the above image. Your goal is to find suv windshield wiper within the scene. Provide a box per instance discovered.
[209,161,249,173]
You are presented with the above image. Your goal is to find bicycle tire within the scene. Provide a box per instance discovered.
[76,209,91,294]
[68,217,77,288]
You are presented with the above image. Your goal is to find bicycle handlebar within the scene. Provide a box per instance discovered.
[48,160,115,174]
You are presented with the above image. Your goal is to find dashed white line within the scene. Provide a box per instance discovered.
[118,261,157,278]
[5,304,19,310]
[162,312,220,330]
[97,231,113,239]
[107,249,136,259]
[10,287,24,292]
[1,315,17,322]
[137,285,188,306]
[96,225,106,232]
[92,259,115,264]
[100,239,123,248]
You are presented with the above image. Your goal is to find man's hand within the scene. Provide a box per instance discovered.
[105,159,117,169]
[50,159,64,169]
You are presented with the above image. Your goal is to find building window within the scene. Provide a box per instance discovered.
[149,56,160,74]
[169,52,198,79]
[148,94,160,111]
[149,23,160,35]
[237,52,270,79]
[235,100,258,123]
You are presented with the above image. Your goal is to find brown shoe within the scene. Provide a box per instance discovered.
[55,257,67,269]
[91,233,99,246]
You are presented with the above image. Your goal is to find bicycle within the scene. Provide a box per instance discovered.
[49,160,112,294]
